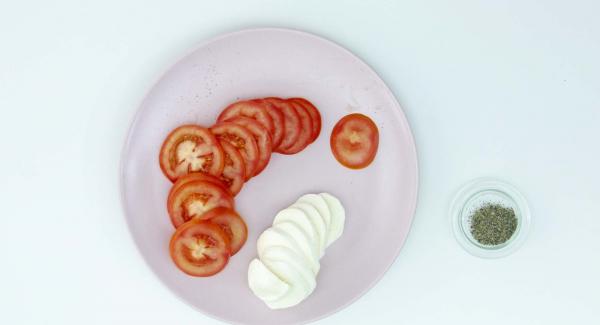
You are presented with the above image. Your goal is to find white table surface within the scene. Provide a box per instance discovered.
[1,1,599,324]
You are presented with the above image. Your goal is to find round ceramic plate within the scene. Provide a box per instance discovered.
[121,28,418,325]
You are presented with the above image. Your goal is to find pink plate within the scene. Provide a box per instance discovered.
[121,28,418,325]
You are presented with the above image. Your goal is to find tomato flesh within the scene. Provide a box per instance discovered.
[278,100,313,154]
[170,220,230,277]
[168,180,235,228]
[211,122,259,180]
[159,125,225,182]
[199,207,248,255]
[218,140,245,196]
[256,98,285,149]
[290,98,321,143]
[217,100,274,137]
[225,116,272,176]
[330,113,379,169]
[265,98,301,152]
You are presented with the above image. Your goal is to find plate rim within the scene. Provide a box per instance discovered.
[119,27,419,325]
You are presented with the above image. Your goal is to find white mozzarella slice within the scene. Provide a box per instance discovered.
[261,259,309,309]
[290,202,327,256]
[272,222,320,275]
[256,226,319,275]
[247,258,289,303]
[262,246,316,295]
[297,193,332,233]
[273,208,320,253]
[319,193,346,245]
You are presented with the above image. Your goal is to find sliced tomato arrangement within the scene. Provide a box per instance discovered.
[170,219,231,277]
[199,207,248,255]
[217,140,246,196]
[211,122,259,180]
[330,113,379,169]
[256,99,285,149]
[159,125,225,182]
[159,96,326,276]
[217,100,274,136]
[265,97,301,152]
[168,179,235,228]
[278,100,313,154]
[225,116,272,176]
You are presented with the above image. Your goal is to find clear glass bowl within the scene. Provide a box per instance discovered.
[450,178,531,258]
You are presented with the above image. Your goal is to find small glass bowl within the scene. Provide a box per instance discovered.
[450,178,531,258]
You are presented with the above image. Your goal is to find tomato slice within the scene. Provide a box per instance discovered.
[265,97,301,152]
[255,98,285,149]
[225,116,272,176]
[278,100,313,155]
[159,125,225,182]
[167,180,235,228]
[211,122,259,180]
[290,98,321,143]
[170,219,230,277]
[199,207,248,255]
[169,173,228,204]
[218,140,245,196]
[330,113,379,169]
[217,100,274,137]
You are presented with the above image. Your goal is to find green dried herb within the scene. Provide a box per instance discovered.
[470,203,517,246]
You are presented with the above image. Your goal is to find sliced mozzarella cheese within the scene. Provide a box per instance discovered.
[262,246,316,295]
[319,193,345,245]
[273,208,320,252]
[289,202,327,256]
[272,222,320,275]
[261,259,309,309]
[297,193,331,233]
[256,227,302,260]
[248,258,289,302]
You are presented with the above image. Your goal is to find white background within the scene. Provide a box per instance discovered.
[1,1,599,324]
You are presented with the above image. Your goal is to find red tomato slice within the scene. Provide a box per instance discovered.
[167,180,235,228]
[159,125,225,182]
[226,116,272,176]
[278,100,313,155]
[218,140,245,196]
[199,207,248,255]
[211,122,259,180]
[265,97,301,152]
[290,98,321,143]
[330,113,379,169]
[254,98,285,149]
[170,219,230,277]
[169,173,228,203]
[217,100,274,137]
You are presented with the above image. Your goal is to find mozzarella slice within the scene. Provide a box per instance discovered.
[261,259,309,309]
[262,246,316,294]
[290,202,327,256]
[319,193,345,245]
[248,258,289,302]
[256,227,302,260]
[272,222,320,275]
[297,193,332,233]
[273,208,319,252]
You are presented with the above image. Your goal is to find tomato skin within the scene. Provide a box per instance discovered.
[290,98,321,143]
[159,125,225,182]
[256,98,285,149]
[199,207,248,255]
[167,180,235,228]
[211,122,259,181]
[217,140,246,196]
[278,100,313,154]
[330,113,379,169]
[170,220,231,277]
[225,116,272,176]
[169,173,227,200]
[265,97,301,152]
[217,100,274,136]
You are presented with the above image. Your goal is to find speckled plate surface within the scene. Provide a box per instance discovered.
[121,28,418,325]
